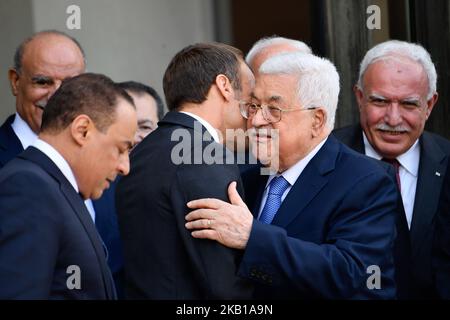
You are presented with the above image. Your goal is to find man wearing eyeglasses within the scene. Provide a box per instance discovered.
[333,40,450,299]
[185,52,398,299]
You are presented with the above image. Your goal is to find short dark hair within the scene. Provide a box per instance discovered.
[13,30,86,74]
[118,81,165,120]
[41,73,134,134]
[163,42,244,111]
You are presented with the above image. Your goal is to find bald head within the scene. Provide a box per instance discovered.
[245,36,312,72]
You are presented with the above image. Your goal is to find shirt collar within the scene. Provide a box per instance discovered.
[32,138,79,192]
[11,113,38,149]
[266,137,328,188]
[363,131,420,177]
[180,111,220,143]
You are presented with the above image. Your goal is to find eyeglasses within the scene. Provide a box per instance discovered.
[239,101,317,123]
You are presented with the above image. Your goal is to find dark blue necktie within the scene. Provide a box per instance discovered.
[259,176,290,224]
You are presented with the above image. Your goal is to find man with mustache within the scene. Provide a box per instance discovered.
[333,40,450,298]
[185,52,398,299]
[0,30,86,168]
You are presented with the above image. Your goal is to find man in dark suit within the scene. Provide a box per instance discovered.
[0,73,136,299]
[185,52,398,299]
[333,40,450,299]
[116,43,254,299]
[0,30,125,297]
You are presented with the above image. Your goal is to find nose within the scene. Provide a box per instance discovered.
[117,153,131,176]
[251,107,269,128]
[384,103,403,126]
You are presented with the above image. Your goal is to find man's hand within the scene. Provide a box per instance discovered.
[185,181,254,249]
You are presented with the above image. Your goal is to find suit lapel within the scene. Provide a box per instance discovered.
[410,133,448,249]
[0,115,24,166]
[250,137,338,228]
[19,147,116,299]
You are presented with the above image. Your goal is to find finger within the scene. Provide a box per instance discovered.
[185,219,212,230]
[185,208,214,221]
[191,229,217,241]
[228,181,247,208]
[187,198,223,210]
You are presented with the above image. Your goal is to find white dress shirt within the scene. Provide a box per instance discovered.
[32,139,96,222]
[257,137,328,219]
[180,111,220,143]
[11,113,38,149]
[363,133,419,229]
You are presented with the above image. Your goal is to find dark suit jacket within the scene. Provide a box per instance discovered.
[238,136,398,299]
[0,114,124,297]
[333,124,450,298]
[0,147,116,299]
[116,111,253,299]
[0,115,23,168]
[433,157,450,299]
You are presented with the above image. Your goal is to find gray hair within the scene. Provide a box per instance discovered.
[13,30,86,74]
[245,36,312,65]
[260,52,340,130]
[357,40,437,100]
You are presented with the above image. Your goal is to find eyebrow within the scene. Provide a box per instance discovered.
[368,93,420,103]
[137,119,155,126]
[31,75,54,83]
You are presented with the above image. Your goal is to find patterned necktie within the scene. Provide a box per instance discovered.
[259,176,290,224]
[382,158,401,191]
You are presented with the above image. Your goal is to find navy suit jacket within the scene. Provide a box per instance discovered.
[0,147,116,299]
[0,114,123,297]
[116,111,253,299]
[238,136,398,299]
[433,157,450,299]
[333,124,450,298]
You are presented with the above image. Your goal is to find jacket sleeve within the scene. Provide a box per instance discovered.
[0,172,61,299]
[171,162,253,299]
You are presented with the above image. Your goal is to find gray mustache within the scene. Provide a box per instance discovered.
[376,123,409,133]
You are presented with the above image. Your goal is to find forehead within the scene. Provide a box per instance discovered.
[253,73,298,101]
[239,62,255,90]
[106,100,137,139]
[363,58,428,99]
[22,35,85,77]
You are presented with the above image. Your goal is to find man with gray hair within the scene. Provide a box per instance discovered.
[334,40,450,299]
[245,36,312,72]
[185,52,398,299]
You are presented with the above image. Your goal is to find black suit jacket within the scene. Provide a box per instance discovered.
[116,111,253,299]
[433,157,450,298]
[0,147,116,299]
[0,114,123,297]
[239,136,397,299]
[333,124,450,298]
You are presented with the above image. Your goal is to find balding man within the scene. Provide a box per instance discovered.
[0,30,85,167]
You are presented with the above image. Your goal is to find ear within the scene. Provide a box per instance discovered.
[425,92,438,120]
[214,74,234,102]
[70,115,94,146]
[311,108,326,137]
[8,69,20,96]
[354,85,364,112]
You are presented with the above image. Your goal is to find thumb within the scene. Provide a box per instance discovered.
[228,181,247,207]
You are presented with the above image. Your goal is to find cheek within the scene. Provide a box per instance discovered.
[362,108,384,127]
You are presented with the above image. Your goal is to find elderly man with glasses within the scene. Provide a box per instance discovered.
[185,52,399,299]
